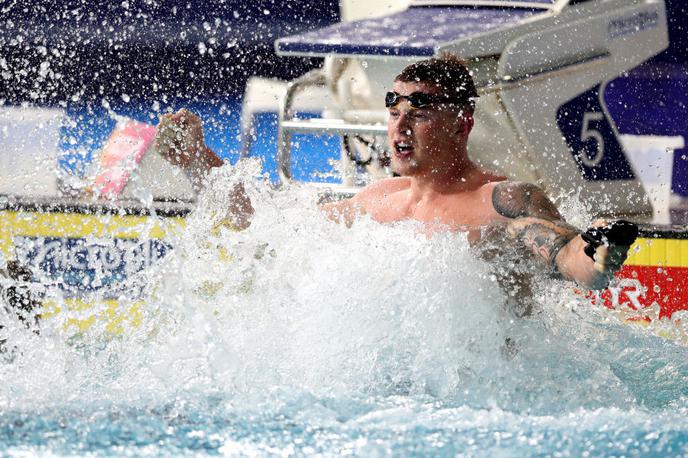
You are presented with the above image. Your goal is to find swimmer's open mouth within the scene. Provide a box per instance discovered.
[394,141,414,158]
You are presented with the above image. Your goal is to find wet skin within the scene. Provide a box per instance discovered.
[327,81,506,233]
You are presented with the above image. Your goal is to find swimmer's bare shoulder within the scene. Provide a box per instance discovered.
[321,177,411,226]
[487,180,562,221]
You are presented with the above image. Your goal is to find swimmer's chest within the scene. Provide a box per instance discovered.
[367,188,498,229]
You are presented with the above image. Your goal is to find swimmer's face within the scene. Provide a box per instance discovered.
[387,81,473,177]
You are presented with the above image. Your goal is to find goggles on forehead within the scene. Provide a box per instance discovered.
[384,91,471,109]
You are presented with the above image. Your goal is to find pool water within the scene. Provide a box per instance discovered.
[3,396,688,456]
[2,163,688,456]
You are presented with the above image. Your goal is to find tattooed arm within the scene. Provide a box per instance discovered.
[491,182,630,290]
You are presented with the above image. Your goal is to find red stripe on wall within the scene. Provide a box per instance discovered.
[588,265,688,320]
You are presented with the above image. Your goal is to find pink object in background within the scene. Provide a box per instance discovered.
[93,119,157,198]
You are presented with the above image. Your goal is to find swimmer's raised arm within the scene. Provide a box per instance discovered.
[156,109,253,230]
[491,182,636,290]
[156,109,224,192]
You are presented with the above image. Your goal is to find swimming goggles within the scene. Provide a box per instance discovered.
[385,91,471,109]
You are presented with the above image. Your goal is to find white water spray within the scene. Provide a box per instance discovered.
[1,160,687,416]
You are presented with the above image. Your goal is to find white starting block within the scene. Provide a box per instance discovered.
[269,0,670,219]
[620,134,684,225]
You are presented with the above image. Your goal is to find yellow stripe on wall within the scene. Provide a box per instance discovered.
[625,237,688,268]
[2,210,687,268]
[666,239,682,267]
[0,210,185,258]
[42,298,144,334]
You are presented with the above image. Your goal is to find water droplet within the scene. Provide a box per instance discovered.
[38,61,50,77]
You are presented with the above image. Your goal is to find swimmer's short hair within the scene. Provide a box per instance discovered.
[395,53,478,113]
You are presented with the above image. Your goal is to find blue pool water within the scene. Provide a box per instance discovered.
[3,395,688,456]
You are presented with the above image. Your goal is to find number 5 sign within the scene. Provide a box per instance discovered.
[556,83,635,181]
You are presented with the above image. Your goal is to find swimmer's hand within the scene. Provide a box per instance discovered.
[156,109,223,190]
[581,220,639,288]
[156,109,253,228]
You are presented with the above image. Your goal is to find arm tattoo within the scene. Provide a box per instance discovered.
[512,219,578,267]
[492,181,562,221]
[492,182,580,269]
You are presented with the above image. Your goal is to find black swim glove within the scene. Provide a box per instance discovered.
[581,220,639,261]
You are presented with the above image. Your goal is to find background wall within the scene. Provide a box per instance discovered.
[1,0,686,192]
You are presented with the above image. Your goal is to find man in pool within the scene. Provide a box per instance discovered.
[155,54,637,294]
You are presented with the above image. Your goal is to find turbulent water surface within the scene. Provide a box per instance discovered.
[1,162,688,456]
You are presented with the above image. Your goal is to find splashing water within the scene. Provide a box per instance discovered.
[1,160,688,456]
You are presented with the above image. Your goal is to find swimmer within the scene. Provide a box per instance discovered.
[155,54,637,294]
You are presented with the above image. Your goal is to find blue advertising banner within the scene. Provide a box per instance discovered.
[13,236,171,298]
